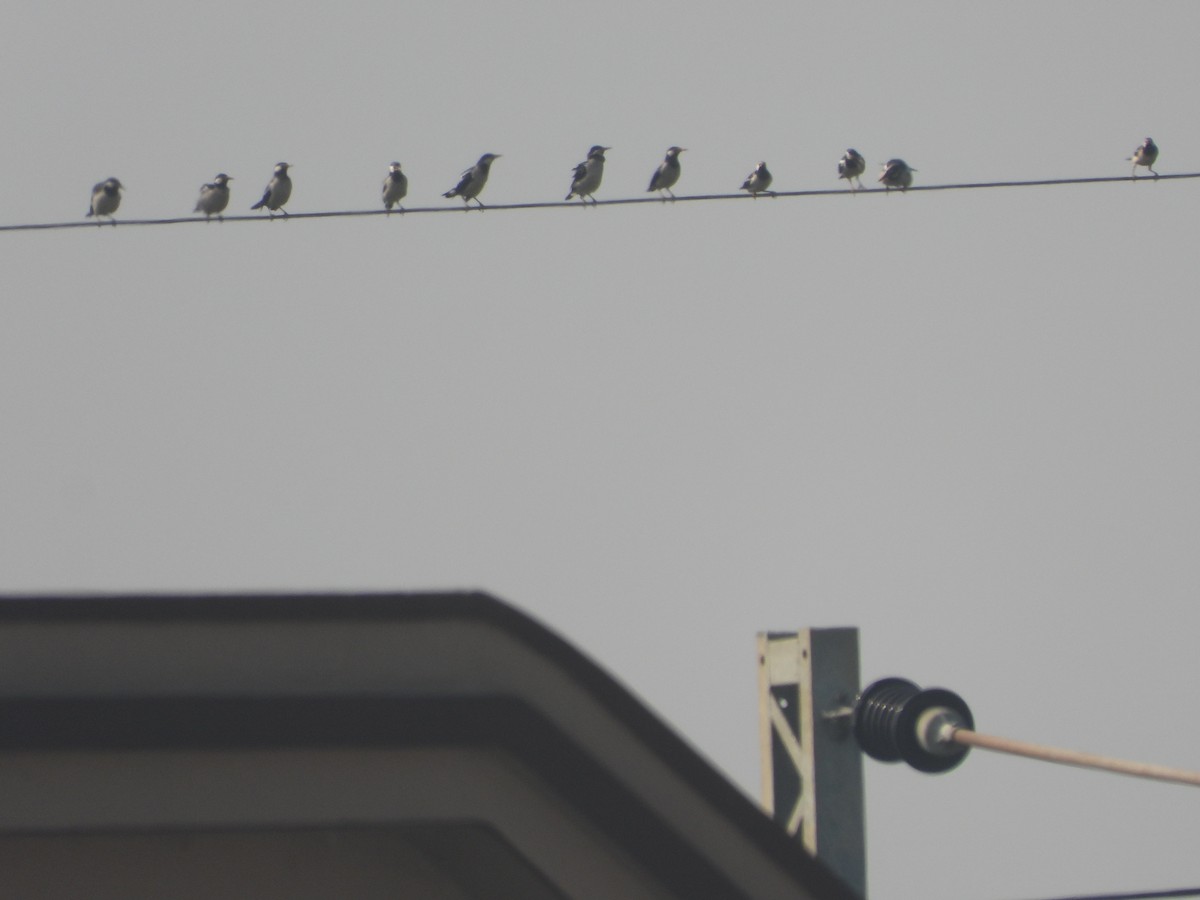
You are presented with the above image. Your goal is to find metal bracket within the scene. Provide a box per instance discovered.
[757,628,866,897]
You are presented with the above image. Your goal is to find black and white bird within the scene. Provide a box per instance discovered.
[648,146,685,200]
[1128,137,1159,178]
[443,153,501,208]
[250,162,292,215]
[838,149,866,190]
[878,158,915,192]
[86,178,124,223]
[566,145,610,203]
[382,162,408,212]
[194,173,233,220]
[740,161,773,197]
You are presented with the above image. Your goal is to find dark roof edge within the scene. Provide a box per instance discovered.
[0,591,860,900]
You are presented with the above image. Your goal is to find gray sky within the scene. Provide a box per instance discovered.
[3,3,1199,898]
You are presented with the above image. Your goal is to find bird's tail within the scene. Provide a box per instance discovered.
[442,190,456,198]
[85,209,94,217]
[250,193,268,210]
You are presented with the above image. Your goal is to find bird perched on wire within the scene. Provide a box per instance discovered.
[86,178,124,223]
[382,162,408,213]
[648,146,685,200]
[838,149,866,190]
[251,162,292,216]
[1128,138,1159,178]
[740,161,774,197]
[566,145,610,204]
[194,173,233,220]
[444,153,501,208]
[878,158,915,192]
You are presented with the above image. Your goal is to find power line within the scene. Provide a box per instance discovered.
[1011,888,1200,900]
[951,727,1200,788]
[3,171,1198,234]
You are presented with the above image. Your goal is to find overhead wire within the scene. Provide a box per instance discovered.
[2,172,1198,234]
[1010,887,1200,900]
[949,727,1200,788]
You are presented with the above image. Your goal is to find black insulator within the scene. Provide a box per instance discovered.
[853,677,974,774]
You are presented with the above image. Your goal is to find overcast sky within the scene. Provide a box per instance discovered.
[3,3,1199,898]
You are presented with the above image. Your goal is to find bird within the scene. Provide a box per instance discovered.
[878,158,915,192]
[648,146,685,200]
[838,149,866,190]
[382,162,408,213]
[250,162,292,215]
[740,161,773,197]
[194,173,233,220]
[443,153,501,208]
[1128,138,1159,178]
[566,145,610,203]
[86,178,124,223]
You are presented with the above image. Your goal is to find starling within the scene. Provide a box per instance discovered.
[648,146,685,200]
[382,162,408,212]
[86,177,124,223]
[194,173,233,220]
[878,158,915,192]
[740,161,773,197]
[838,149,866,190]
[1128,138,1159,178]
[444,153,501,208]
[250,162,292,215]
[566,145,610,203]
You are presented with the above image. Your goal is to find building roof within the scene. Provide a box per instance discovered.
[0,592,859,900]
